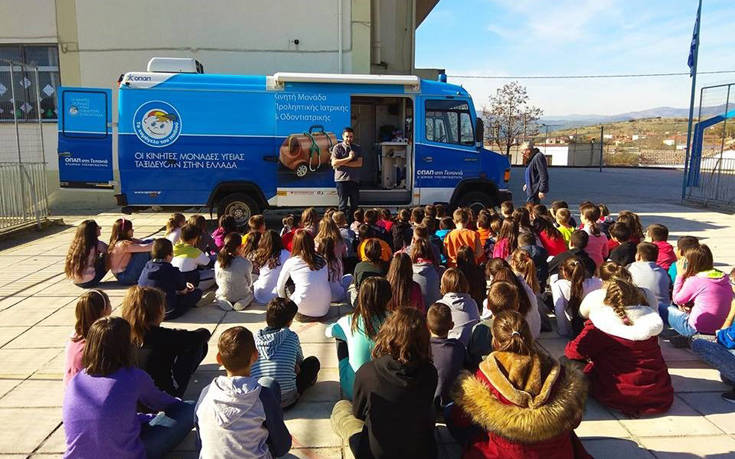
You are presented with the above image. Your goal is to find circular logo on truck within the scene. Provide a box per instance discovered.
[133,101,182,147]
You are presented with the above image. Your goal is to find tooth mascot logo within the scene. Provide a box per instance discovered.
[133,101,182,147]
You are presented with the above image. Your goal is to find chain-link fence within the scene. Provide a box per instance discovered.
[0,58,49,233]
[682,83,735,209]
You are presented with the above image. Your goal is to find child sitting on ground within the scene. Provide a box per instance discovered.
[122,286,211,397]
[435,216,455,243]
[215,232,255,311]
[326,277,390,400]
[63,317,194,458]
[65,220,109,288]
[164,213,186,244]
[108,218,153,285]
[391,208,413,251]
[189,214,217,255]
[646,223,677,271]
[467,281,520,369]
[565,277,673,416]
[444,208,482,266]
[280,214,296,237]
[628,242,672,317]
[250,298,320,408]
[580,203,609,269]
[428,302,467,409]
[211,214,237,251]
[552,257,603,338]
[500,200,514,219]
[172,224,216,291]
[668,235,699,283]
[555,207,575,244]
[608,222,636,266]
[195,326,291,458]
[138,238,204,320]
[438,268,480,346]
[64,289,111,387]
[518,232,549,287]
[450,310,590,458]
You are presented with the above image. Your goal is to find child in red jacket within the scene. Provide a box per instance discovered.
[565,277,673,416]
[449,310,591,459]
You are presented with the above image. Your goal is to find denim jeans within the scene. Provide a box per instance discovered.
[141,400,195,458]
[666,306,698,337]
[691,338,735,385]
[114,252,151,285]
[336,180,359,216]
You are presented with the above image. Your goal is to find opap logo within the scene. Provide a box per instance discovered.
[133,101,182,148]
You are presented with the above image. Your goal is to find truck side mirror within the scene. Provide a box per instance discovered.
[475,117,484,148]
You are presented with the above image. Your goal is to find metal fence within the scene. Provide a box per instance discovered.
[683,83,735,209]
[0,58,49,233]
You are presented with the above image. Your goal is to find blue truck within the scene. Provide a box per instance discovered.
[58,58,511,223]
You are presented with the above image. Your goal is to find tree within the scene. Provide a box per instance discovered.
[482,81,543,157]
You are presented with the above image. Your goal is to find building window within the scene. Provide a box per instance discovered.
[0,44,60,121]
[424,99,474,146]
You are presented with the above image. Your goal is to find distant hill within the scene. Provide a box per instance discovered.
[541,105,727,130]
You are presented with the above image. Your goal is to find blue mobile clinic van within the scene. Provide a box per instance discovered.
[58,58,511,222]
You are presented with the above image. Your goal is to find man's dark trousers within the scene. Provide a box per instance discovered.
[336,180,359,218]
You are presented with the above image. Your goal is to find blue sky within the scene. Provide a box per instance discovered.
[416,0,735,116]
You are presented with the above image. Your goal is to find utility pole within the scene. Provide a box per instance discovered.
[599,126,604,172]
[682,0,702,201]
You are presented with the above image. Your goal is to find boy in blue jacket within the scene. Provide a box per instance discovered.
[195,326,292,458]
[138,238,202,320]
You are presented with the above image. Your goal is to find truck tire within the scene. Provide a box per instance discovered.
[457,191,496,214]
[217,193,259,226]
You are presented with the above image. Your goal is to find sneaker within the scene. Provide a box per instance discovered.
[196,290,216,307]
[721,391,735,403]
[215,298,234,311]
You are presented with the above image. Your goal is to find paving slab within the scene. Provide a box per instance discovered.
[0,379,65,408]
[678,392,735,434]
[638,435,735,458]
[3,326,71,349]
[285,402,341,448]
[0,408,60,454]
[580,438,654,458]
[0,327,28,347]
[613,396,723,437]
[0,348,63,379]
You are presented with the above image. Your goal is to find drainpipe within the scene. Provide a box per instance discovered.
[338,0,343,73]
[372,0,382,65]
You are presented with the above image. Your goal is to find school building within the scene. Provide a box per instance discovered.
[0,0,441,210]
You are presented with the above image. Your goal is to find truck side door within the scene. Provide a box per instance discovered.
[414,98,478,203]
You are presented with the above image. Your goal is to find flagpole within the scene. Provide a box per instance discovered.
[682,0,702,201]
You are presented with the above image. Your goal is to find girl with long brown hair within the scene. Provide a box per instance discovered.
[532,206,567,256]
[65,220,108,287]
[108,217,153,285]
[452,310,590,458]
[276,229,331,320]
[326,277,391,400]
[319,236,353,302]
[551,256,603,338]
[510,248,540,294]
[64,289,111,386]
[253,229,290,305]
[121,285,210,397]
[492,218,518,260]
[331,308,438,459]
[566,277,673,416]
[386,252,425,312]
[486,257,541,339]
[456,245,487,307]
[62,316,194,458]
[214,232,254,311]
[669,244,733,336]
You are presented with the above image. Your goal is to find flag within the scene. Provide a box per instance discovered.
[687,0,701,77]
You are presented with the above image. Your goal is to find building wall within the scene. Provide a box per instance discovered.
[0,0,426,211]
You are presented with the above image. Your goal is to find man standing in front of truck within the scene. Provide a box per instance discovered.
[522,141,549,204]
[331,127,364,219]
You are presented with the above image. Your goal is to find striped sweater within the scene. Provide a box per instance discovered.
[250,327,303,403]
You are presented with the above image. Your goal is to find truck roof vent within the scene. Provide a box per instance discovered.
[146,57,204,74]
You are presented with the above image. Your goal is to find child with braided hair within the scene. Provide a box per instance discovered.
[565,277,673,416]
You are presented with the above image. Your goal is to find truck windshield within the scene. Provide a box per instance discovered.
[425,99,474,146]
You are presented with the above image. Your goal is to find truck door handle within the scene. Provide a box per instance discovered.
[423,156,433,163]
[263,155,279,162]
[59,152,71,157]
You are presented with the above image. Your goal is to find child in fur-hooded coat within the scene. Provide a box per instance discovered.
[449,310,591,459]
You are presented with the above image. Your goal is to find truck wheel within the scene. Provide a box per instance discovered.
[218,193,259,226]
[457,191,495,214]
[295,163,309,178]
